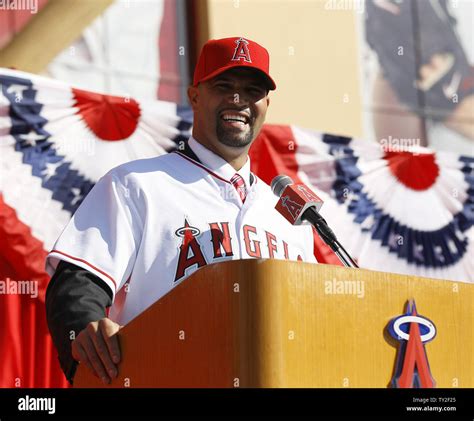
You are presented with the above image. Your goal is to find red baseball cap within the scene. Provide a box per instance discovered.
[193,37,276,90]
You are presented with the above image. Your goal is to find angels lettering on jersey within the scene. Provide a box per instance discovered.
[174,218,303,282]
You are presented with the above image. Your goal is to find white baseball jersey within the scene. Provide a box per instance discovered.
[46,137,317,325]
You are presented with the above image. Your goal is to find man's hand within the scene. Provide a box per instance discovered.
[72,318,122,384]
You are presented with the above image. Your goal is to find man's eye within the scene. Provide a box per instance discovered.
[249,87,264,96]
[215,83,231,89]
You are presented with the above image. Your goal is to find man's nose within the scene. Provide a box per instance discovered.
[225,88,250,106]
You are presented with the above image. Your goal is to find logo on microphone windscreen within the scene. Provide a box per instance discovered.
[275,182,323,225]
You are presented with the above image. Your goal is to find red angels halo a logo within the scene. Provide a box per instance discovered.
[388,300,437,388]
[232,37,252,63]
[297,185,319,202]
[174,218,207,282]
[281,196,303,221]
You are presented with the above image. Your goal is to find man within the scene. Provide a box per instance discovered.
[45,37,317,385]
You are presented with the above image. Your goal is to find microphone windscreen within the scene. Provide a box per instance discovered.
[271,175,294,197]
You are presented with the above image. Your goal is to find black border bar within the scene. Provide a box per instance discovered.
[0,388,472,419]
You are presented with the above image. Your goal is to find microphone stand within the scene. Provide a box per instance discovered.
[303,208,359,268]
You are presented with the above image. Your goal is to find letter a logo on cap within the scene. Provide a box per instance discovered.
[231,37,252,63]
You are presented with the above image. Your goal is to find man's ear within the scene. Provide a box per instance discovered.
[187,85,199,110]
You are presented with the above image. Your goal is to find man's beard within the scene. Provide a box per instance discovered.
[215,119,254,148]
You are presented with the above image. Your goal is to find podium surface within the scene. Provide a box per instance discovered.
[74,260,473,388]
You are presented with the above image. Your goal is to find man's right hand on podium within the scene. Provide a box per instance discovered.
[71,318,122,384]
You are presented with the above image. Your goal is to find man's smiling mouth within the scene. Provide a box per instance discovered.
[219,110,251,129]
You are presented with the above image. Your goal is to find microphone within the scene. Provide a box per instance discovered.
[271,175,358,268]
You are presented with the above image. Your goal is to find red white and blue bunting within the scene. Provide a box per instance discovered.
[1,68,472,285]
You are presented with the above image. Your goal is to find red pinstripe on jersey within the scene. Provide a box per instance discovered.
[174,152,232,184]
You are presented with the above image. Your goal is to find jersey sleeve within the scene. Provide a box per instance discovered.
[45,260,113,384]
[46,169,143,300]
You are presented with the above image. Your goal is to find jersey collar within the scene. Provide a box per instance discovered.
[187,136,252,187]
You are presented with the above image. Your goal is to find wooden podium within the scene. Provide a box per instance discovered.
[74,260,473,388]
